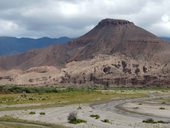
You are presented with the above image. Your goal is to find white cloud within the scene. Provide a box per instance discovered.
[0,19,21,36]
[149,15,170,36]
[162,15,170,22]
[0,0,169,38]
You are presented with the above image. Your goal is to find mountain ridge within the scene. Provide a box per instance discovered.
[0,19,169,69]
[161,37,170,42]
[0,36,71,56]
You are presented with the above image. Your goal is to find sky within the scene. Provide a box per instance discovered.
[0,0,170,38]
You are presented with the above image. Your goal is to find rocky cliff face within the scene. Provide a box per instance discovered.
[0,19,169,86]
[59,54,170,87]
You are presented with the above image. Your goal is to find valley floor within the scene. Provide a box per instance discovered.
[0,89,170,128]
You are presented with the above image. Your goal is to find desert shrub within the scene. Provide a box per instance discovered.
[90,114,100,119]
[157,120,166,123]
[143,118,167,124]
[69,118,87,124]
[68,111,86,124]
[0,85,59,94]
[143,118,155,123]
[138,103,142,105]
[29,111,36,115]
[77,106,82,110]
[161,102,166,104]
[28,97,34,100]
[0,85,97,94]
[101,119,110,123]
[40,112,46,115]
[68,111,77,121]
[133,107,139,109]
[159,107,165,110]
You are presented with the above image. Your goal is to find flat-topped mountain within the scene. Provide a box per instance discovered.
[97,19,134,26]
[67,19,169,62]
[0,19,169,86]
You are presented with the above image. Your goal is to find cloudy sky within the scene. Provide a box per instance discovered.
[0,0,170,38]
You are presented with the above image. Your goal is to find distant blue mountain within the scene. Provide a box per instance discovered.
[0,36,71,56]
[160,37,170,42]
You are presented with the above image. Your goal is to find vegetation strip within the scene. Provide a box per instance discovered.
[0,86,149,111]
[0,115,67,128]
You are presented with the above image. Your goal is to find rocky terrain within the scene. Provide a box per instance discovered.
[0,19,169,87]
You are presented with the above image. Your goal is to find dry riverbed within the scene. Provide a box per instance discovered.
[0,89,170,128]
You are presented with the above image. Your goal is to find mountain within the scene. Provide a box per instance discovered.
[0,36,71,56]
[0,19,169,69]
[67,19,170,62]
[161,37,170,42]
[0,19,169,86]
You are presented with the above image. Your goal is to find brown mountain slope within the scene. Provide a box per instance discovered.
[0,19,170,86]
[67,19,170,62]
[0,18,169,70]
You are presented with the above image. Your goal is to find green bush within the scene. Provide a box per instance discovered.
[161,102,166,104]
[159,107,165,110]
[69,119,87,124]
[29,111,36,115]
[143,118,167,124]
[143,118,155,123]
[40,112,46,115]
[0,85,96,94]
[0,85,59,94]
[68,111,86,124]
[90,114,100,119]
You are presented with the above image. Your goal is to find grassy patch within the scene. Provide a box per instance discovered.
[0,123,41,128]
[138,103,142,105]
[142,118,168,124]
[1,86,168,111]
[159,98,170,104]
[39,112,45,115]
[0,115,66,128]
[69,118,87,124]
[143,118,155,123]
[161,102,166,104]
[29,111,36,115]
[0,88,146,107]
[159,107,165,110]
[0,85,60,94]
[90,114,100,119]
